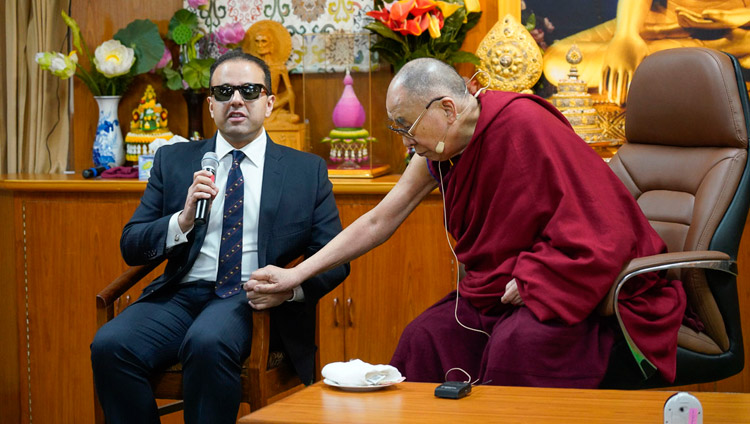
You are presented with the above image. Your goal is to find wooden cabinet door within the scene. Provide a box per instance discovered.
[317,195,456,371]
[317,284,346,378]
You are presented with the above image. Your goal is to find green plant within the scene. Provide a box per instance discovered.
[365,0,482,72]
[36,11,164,96]
[161,8,215,91]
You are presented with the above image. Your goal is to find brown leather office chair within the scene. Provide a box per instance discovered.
[93,260,305,423]
[599,47,750,388]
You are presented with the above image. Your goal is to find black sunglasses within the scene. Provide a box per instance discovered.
[210,83,269,102]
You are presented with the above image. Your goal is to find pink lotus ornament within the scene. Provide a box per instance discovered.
[332,69,366,128]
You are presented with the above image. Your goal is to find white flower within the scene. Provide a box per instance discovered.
[49,54,66,72]
[35,52,52,68]
[94,39,135,77]
[36,51,77,79]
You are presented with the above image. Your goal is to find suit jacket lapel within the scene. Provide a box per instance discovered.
[258,135,286,266]
[187,136,218,263]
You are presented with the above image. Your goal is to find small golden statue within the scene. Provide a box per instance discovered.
[242,20,299,124]
[548,46,603,144]
[125,85,173,162]
[548,46,623,161]
[475,14,543,93]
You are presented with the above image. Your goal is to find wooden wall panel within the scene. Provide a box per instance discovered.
[18,193,136,423]
[0,192,20,423]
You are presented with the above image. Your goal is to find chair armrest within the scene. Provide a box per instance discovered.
[249,310,272,375]
[598,250,735,316]
[96,261,162,310]
[598,250,736,379]
[247,254,305,372]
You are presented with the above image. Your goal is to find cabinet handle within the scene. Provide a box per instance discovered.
[346,298,353,327]
[333,298,340,327]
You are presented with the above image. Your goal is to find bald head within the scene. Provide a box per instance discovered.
[388,58,468,106]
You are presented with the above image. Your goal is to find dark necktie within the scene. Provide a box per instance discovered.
[216,150,245,298]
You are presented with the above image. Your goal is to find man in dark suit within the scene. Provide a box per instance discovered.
[91,50,349,424]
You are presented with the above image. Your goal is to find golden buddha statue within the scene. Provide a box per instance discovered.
[542,0,750,105]
[242,20,300,124]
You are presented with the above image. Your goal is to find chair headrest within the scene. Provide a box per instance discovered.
[626,47,748,149]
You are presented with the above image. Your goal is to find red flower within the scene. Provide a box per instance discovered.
[404,14,430,36]
[390,0,415,22]
[410,0,437,17]
[366,7,391,24]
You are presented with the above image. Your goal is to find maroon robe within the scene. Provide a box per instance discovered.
[391,91,686,386]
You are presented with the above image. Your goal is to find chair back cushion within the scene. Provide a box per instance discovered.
[609,48,749,351]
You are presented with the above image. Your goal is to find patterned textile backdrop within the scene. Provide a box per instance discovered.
[188,0,377,73]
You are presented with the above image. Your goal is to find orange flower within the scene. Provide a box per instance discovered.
[390,0,415,22]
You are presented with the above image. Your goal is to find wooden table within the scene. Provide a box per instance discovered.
[239,382,750,423]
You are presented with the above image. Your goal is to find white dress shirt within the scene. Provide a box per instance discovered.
[166,130,305,301]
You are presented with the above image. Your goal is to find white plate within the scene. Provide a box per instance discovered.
[323,378,405,392]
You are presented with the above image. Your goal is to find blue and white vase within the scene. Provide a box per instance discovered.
[93,96,124,167]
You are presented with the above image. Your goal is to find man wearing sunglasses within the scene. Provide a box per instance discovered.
[91,50,349,424]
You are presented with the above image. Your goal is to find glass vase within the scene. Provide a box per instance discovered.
[92,95,124,167]
[183,89,207,141]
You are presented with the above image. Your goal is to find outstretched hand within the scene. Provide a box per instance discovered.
[244,265,303,300]
[243,280,293,310]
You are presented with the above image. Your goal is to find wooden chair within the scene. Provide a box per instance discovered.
[598,47,749,388]
[93,261,305,423]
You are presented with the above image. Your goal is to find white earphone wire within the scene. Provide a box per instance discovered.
[438,164,491,341]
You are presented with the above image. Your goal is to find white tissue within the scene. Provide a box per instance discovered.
[149,135,189,153]
[322,359,403,386]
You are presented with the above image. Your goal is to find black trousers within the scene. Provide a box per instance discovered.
[91,280,252,424]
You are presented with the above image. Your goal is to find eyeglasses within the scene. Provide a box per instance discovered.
[388,96,446,138]
[210,83,269,102]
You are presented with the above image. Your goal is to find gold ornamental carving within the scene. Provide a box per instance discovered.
[475,14,543,93]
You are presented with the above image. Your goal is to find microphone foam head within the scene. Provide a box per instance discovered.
[201,151,219,170]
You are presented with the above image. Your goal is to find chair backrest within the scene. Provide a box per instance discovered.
[608,47,750,353]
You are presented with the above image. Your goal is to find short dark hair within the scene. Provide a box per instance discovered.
[209,50,273,95]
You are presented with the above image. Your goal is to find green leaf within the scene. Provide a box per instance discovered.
[448,50,480,66]
[163,67,184,90]
[183,58,214,90]
[364,21,403,43]
[114,19,165,75]
[168,9,198,42]
[525,13,537,31]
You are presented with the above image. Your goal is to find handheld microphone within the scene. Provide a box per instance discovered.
[194,152,219,226]
[82,163,113,178]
